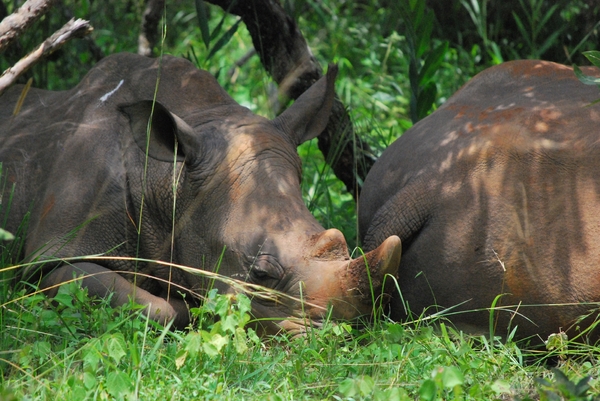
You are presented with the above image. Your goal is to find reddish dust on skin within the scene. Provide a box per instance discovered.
[449,104,527,128]
[40,194,55,220]
[502,60,600,81]
[307,229,350,260]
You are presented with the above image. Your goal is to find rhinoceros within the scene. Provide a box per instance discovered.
[360,60,600,341]
[0,52,401,335]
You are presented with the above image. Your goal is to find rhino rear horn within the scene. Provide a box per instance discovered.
[273,64,338,146]
[120,100,195,163]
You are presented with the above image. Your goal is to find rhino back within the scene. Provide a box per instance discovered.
[361,60,600,245]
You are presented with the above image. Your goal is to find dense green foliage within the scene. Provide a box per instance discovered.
[2,0,600,399]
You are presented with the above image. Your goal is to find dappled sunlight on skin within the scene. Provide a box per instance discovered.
[360,59,600,342]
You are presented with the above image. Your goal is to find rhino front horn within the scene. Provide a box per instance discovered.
[324,235,401,319]
[350,235,402,300]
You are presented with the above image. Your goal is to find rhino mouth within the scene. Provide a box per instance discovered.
[245,295,330,336]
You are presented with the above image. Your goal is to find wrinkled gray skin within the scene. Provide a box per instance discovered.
[360,60,600,342]
[1,53,401,335]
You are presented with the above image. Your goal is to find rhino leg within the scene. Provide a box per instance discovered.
[40,263,190,328]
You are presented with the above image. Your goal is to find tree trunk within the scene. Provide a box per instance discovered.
[138,0,165,56]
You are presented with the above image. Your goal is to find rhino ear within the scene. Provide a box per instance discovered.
[119,100,195,162]
[273,64,338,146]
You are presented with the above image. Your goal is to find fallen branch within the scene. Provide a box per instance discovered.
[0,18,93,95]
[0,0,57,52]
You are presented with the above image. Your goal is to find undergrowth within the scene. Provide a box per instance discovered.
[2,279,600,400]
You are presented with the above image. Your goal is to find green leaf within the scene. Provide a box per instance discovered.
[416,82,437,120]
[0,227,14,241]
[419,379,437,401]
[418,41,449,85]
[104,333,127,365]
[32,341,51,359]
[374,387,410,401]
[574,375,592,396]
[214,293,232,318]
[83,371,97,390]
[106,371,133,399]
[247,327,261,345]
[66,376,87,400]
[130,332,140,368]
[512,12,531,49]
[83,345,101,372]
[202,332,228,357]
[236,293,252,316]
[207,19,242,61]
[175,349,188,370]
[338,378,357,397]
[184,332,203,356]
[538,5,560,35]
[52,292,74,308]
[537,29,564,58]
[487,41,504,64]
[385,323,405,343]
[441,366,464,388]
[233,327,248,354]
[358,375,375,396]
[574,65,600,85]
[491,379,511,394]
[415,11,434,59]
[221,314,238,334]
[195,0,210,49]
[583,50,600,68]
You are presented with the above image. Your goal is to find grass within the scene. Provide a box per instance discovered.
[3,1,600,400]
[3,279,600,399]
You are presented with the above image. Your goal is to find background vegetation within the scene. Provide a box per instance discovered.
[2,0,600,399]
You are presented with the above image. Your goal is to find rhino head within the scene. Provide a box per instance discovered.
[118,65,402,334]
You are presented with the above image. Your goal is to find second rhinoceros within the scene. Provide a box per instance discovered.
[359,60,600,342]
[0,52,401,334]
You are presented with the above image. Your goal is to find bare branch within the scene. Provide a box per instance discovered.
[138,0,165,56]
[0,18,93,95]
[0,0,58,52]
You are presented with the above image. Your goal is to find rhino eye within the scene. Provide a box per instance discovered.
[248,255,283,283]
[249,268,269,280]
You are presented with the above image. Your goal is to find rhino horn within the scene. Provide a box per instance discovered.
[338,235,402,314]
[297,233,402,322]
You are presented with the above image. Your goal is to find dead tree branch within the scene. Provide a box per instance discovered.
[0,18,93,95]
[0,0,58,52]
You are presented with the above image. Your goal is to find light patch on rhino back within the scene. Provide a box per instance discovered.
[99,79,124,103]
